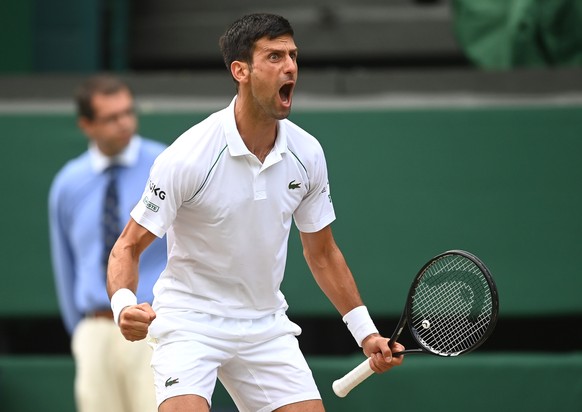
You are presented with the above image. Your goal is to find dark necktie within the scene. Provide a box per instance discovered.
[102,165,121,271]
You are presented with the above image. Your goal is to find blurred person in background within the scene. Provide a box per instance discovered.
[49,74,167,412]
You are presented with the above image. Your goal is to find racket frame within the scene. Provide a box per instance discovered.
[391,249,499,356]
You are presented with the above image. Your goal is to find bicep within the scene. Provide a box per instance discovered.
[299,225,340,270]
[300,225,331,253]
[117,218,158,257]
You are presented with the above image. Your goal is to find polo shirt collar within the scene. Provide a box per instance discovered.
[89,135,142,173]
[224,96,288,158]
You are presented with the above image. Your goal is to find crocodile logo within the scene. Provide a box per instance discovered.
[165,377,179,387]
[288,180,301,190]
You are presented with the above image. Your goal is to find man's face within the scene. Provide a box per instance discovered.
[247,34,298,120]
[79,88,137,156]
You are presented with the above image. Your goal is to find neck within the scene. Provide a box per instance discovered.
[234,96,278,162]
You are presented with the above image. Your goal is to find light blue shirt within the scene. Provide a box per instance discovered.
[49,136,167,334]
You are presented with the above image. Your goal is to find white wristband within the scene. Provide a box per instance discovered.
[111,288,138,326]
[342,306,379,347]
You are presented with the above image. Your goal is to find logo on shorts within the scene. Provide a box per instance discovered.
[288,180,301,190]
[165,377,179,387]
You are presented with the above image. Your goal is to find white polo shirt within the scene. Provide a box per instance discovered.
[131,97,336,319]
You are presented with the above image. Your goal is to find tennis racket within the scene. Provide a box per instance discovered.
[333,249,499,397]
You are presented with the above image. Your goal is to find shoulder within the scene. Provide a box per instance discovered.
[164,112,225,160]
[282,119,326,166]
[152,111,227,172]
[284,119,324,151]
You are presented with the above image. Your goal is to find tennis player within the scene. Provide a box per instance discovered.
[107,13,404,412]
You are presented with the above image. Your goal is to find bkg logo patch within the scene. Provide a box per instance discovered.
[149,181,166,200]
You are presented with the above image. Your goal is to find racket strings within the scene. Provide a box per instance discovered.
[410,255,494,356]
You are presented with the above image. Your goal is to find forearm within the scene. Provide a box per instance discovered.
[300,227,381,348]
[307,245,382,346]
[304,240,363,316]
[106,229,156,334]
[106,240,140,298]
[107,233,147,326]
[106,219,156,298]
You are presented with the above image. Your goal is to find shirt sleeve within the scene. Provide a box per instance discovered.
[293,147,336,233]
[130,146,197,238]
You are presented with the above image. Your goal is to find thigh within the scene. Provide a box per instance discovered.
[159,394,210,412]
[275,399,325,412]
[220,333,321,412]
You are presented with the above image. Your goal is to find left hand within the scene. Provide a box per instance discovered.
[362,333,405,373]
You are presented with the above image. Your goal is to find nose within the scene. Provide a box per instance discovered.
[283,54,297,74]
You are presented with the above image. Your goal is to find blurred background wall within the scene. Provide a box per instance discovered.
[1,0,582,411]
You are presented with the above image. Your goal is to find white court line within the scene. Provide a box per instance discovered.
[1,92,582,114]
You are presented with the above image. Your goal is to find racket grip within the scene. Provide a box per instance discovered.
[332,358,374,398]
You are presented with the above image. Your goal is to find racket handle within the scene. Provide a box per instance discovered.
[332,358,374,398]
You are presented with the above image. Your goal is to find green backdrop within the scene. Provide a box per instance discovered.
[1,105,581,318]
[3,353,582,412]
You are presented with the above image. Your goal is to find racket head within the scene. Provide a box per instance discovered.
[404,250,499,357]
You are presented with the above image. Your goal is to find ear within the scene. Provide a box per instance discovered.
[230,60,250,84]
[78,117,89,132]
[78,117,94,139]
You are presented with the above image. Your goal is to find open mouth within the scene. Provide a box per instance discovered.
[279,83,294,104]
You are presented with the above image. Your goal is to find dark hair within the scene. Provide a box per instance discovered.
[75,74,132,120]
[219,13,294,77]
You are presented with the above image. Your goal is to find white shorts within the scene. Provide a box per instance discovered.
[148,309,321,412]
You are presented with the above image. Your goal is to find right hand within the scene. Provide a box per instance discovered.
[362,334,405,373]
[118,302,156,341]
